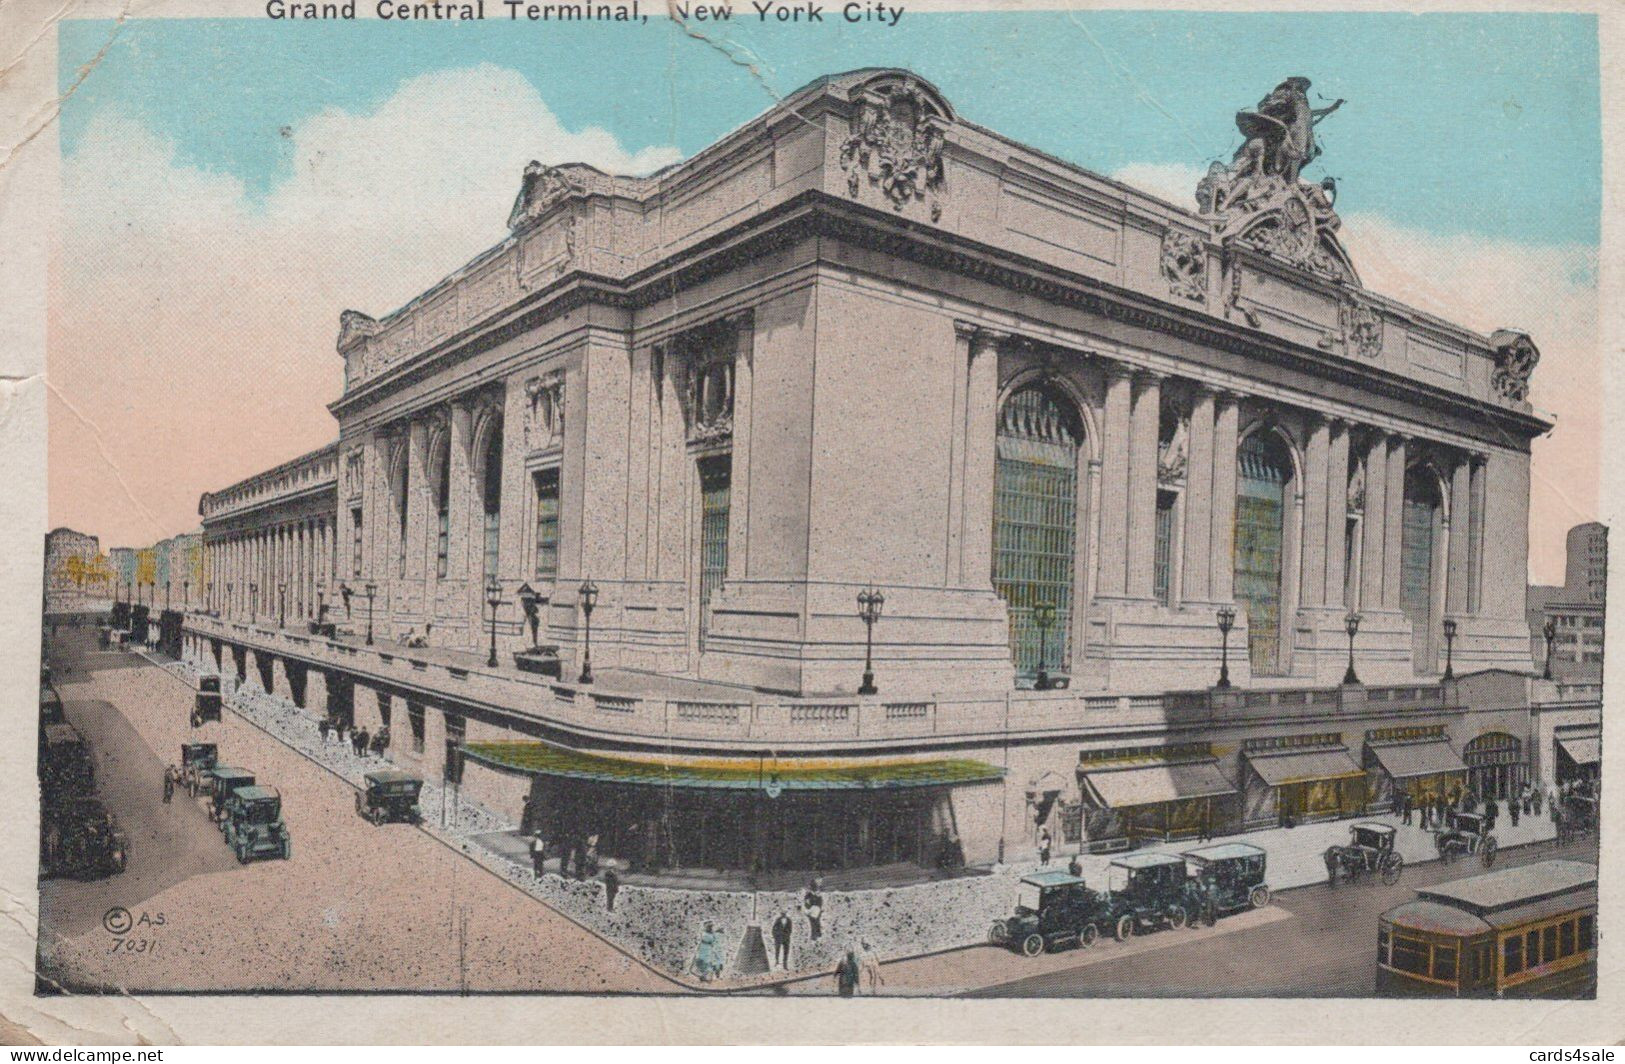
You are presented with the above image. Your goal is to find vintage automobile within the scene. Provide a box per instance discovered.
[179,742,219,796]
[191,674,222,728]
[1100,852,1194,940]
[356,770,424,826]
[989,870,1110,956]
[209,766,257,823]
[1325,822,1404,885]
[39,684,65,726]
[1181,842,1272,914]
[222,785,291,863]
[39,723,95,799]
[42,797,128,879]
[1436,809,1498,867]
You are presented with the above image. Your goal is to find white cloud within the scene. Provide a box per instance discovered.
[1109,164,1599,585]
[50,65,681,549]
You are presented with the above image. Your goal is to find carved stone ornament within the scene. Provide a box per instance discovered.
[507,161,583,232]
[1488,329,1540,402]
[840,78,947,221]
[1342,298,1384,359]
[682,355,735,446]
[343,450,364,499]
[523,372,566,449]
[337,309,380,352]
[1195,76,1357,284]
[1347,459,1366,516]
[1160,230,1207,302]
[1157,395,1190,485]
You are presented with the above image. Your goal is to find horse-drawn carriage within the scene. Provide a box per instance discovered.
[1435,809,1497,867]
[1325,822,1404,886]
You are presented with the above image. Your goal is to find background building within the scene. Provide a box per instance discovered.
[43,527,113,616]
[181,70,1578,873]
[1529,521,1607,681]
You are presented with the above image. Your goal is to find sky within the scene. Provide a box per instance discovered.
[48,11,1600,583]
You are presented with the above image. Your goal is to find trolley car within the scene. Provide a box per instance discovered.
[1377,859,1596,998]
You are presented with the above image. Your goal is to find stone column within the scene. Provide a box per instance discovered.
[1300,415,1330,608]
[725,311,755,578]
[1181,386,1215,603]
[1446,457,1471,615]
[1323,420,1350,608]
[1125,371,1162,600]
[959,328,1003,587]
[1383,435,1407,610]
[1209,391,1241,603]
[1360,432,1388,611]
[1096,363,1134,598]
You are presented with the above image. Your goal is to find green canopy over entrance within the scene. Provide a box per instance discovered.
[461,741,1005,791]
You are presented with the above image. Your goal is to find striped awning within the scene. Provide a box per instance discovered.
[460,741,1005,791]
[1079,759,1236,809]
[1246,746,1364,787]
[1557,735,1601,766]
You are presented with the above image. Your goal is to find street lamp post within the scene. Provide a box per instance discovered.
[165,580,172,610]
[249,582,259,623]
[1032,601,1056,691]
[577,580,598,684]
[226,582,234,619]
[364,582,376,646]
[857,587,884,695]
[278,582,287,629]
[485,576,505,669]
[1541,616,1557,680]
[316,585,326,625]
[1215,606,1236,689]
[1442,618,1457,681]
[183,580,190,611]
[1343,610,1363,686]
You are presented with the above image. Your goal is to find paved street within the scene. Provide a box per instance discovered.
[37,627,671,993]
[946,833,1599,998]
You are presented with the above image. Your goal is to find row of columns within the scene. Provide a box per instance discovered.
[208,517,336,625]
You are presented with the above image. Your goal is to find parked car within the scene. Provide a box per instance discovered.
[989,870,1110,956]
[356,770,424,826]
[42,796,127,879]
[179,742,219,796]
[39,723,95,799]
[192,674,222,728]
[1181,842,1272,913]
[1436,810,1497,867]
[1325,822,1404,885]
[208,767,257,823]
[1101,852,1193,940]
[221,785,290,863]
[39,684,65,726]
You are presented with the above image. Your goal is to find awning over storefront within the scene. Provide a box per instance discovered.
[1079,759,1236,809]
[1246,746,1364,787]
[1557,735,1601,766]
[460,741,1005,790]
[1368,740,1468,779]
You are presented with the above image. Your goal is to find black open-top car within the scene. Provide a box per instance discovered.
[356,770,424,825]
[990,870,1110,956]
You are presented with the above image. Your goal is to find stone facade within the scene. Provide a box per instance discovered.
[43,527,113,614]
[184,70,1572,872]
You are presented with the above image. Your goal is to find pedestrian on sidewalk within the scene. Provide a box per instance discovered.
[1509,795,1521,827]
[529,832,547,877]
[1435,792,1449,830]
[1532,783,1543,817]
[602,866,620,912]
[1037,827,1052,866]
[1068,854,1084,877]
[1484,796,1499,832]
[162,764,176,803]
[834,946,859,997]
[1419,790,1432,830]
[772,911,793,970]
[804,878,825,940]
[1401,790,1414,826]
[859,939,883,995]
[318,717,331,744]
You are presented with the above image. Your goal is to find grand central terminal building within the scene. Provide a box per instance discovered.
[183,70,1598,874]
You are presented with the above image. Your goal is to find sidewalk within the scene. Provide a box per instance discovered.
[143,646,1560,992]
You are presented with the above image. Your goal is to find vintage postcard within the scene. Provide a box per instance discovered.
[2,0,1620,1044]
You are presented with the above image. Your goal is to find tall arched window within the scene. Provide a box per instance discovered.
[1235,430,1293,673]
[433,433,451,578]
[480,419,503,580]
[1402,467,1442,673]
[992,385,1082,681]
[392,445,410,578]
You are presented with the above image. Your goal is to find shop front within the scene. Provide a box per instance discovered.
[1078,744,1237,847]
[462,740,1004,875]
[1241,736,1367,828]
[1554,727,1600,787]
[1464,731,1528,801]
[1364,725,1468,810]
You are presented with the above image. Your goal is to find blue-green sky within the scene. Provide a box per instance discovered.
[59,11,1599,244]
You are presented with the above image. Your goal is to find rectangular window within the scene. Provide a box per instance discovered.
[534,468,560,579]
[1559,920,1576,958]
[1502,934,1523,977]
[1432,945,1457,983]
[436,502,449,579]
[1579,915,1595,951]
[1389,935,1430,976]
[1378,927,1390,966]
[1542,925,1558,966]
[1153,490,1176,606]
[1059,802,1083,844]
[1528,929,1541,968]
[697,456,731,649]
[351,508,363,576]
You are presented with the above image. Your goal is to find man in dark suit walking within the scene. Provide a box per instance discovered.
[772,911,794,970]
